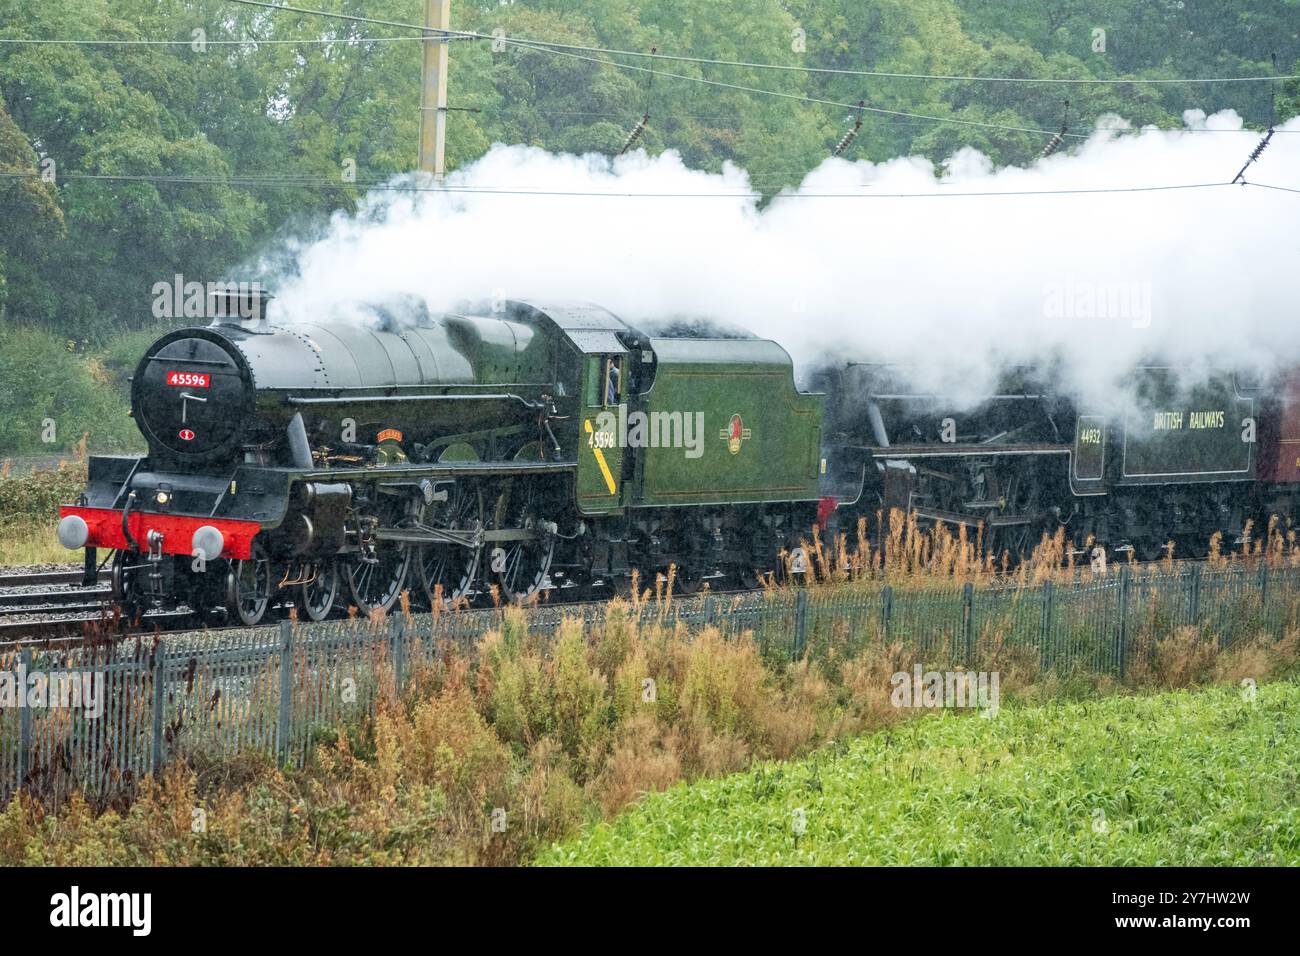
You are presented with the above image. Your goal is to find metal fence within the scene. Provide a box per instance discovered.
[3,562,1297,804]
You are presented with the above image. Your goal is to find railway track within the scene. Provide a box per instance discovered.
[0,565,642,644]
[0,587,110,611]
[0,569,98,588]
[0,563,279,641]
[0,611,194,642]
[0,565,119,641]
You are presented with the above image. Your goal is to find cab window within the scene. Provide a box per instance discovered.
[603,357,622,407]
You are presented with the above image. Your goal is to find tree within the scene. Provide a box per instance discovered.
[0,97,64,322]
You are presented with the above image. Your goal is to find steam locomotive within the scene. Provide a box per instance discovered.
[816,361,1300,562]
[58,291,824,624]
[56,288,1300,624]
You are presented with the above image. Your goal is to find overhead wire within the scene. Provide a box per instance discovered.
[0,35,418,46]
[213,2,1300,86]
[0,169,1281,200]
[4,0,1292,140]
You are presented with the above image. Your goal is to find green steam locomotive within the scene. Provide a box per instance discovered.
[58,291,824,623]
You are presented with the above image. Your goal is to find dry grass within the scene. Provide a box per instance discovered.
[0,603,968,865]
[789,509,1300,591]
[0,519,67,566]
[1127,625,1300,691]
[0,452,87,566]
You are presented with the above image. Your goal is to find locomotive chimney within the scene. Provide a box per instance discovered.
[209,284,274,330]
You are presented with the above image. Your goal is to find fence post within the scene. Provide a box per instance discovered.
[277,620,293,766]
[702,593,716,628]
[1188,563,1201,625]
[17,649,32,790]
[961,582,974,664]
[793,588,809,660]
[390,614,406,692]
[1117,564,1131,680]
[1039,579,1055,671]
[881,585,893,642]
[150,642,166,775]
[1257,562,1272,640]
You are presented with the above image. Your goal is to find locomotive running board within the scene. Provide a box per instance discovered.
[296,460,576,482]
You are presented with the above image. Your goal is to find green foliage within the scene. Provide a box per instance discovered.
[0,462,85,523]
[540,679,1300,865]
[0,97,64,324]
[96,321,173,391]
[0,461,87,564]
[0,322,136,454]
[1280,57,1300,122]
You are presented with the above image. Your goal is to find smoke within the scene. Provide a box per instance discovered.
[263,109,1300,410]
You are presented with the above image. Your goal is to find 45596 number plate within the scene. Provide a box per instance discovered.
[166,371,210,388]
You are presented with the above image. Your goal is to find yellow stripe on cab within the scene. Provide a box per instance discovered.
[584,418,618,495]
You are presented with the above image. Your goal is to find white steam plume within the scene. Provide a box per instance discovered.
[264,109,1300,410]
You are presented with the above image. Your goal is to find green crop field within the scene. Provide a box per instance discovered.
[539,680,1300,866]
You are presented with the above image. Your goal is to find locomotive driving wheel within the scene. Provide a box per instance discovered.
[226,541,273,627]
[416,482,483,608]
[345,512,412,617]
[297,561,340,622]
[490,477,556,603]
[110,549,145,624]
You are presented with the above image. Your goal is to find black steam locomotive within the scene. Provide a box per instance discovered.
[58,290,825,624]
[817,361,1300,562]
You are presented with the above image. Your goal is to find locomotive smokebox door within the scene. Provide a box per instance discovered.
[578,351,627,513]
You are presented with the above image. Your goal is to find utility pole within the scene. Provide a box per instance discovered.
[418,0,451,180]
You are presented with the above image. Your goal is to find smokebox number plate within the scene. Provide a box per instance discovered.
[166,371,210,388]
